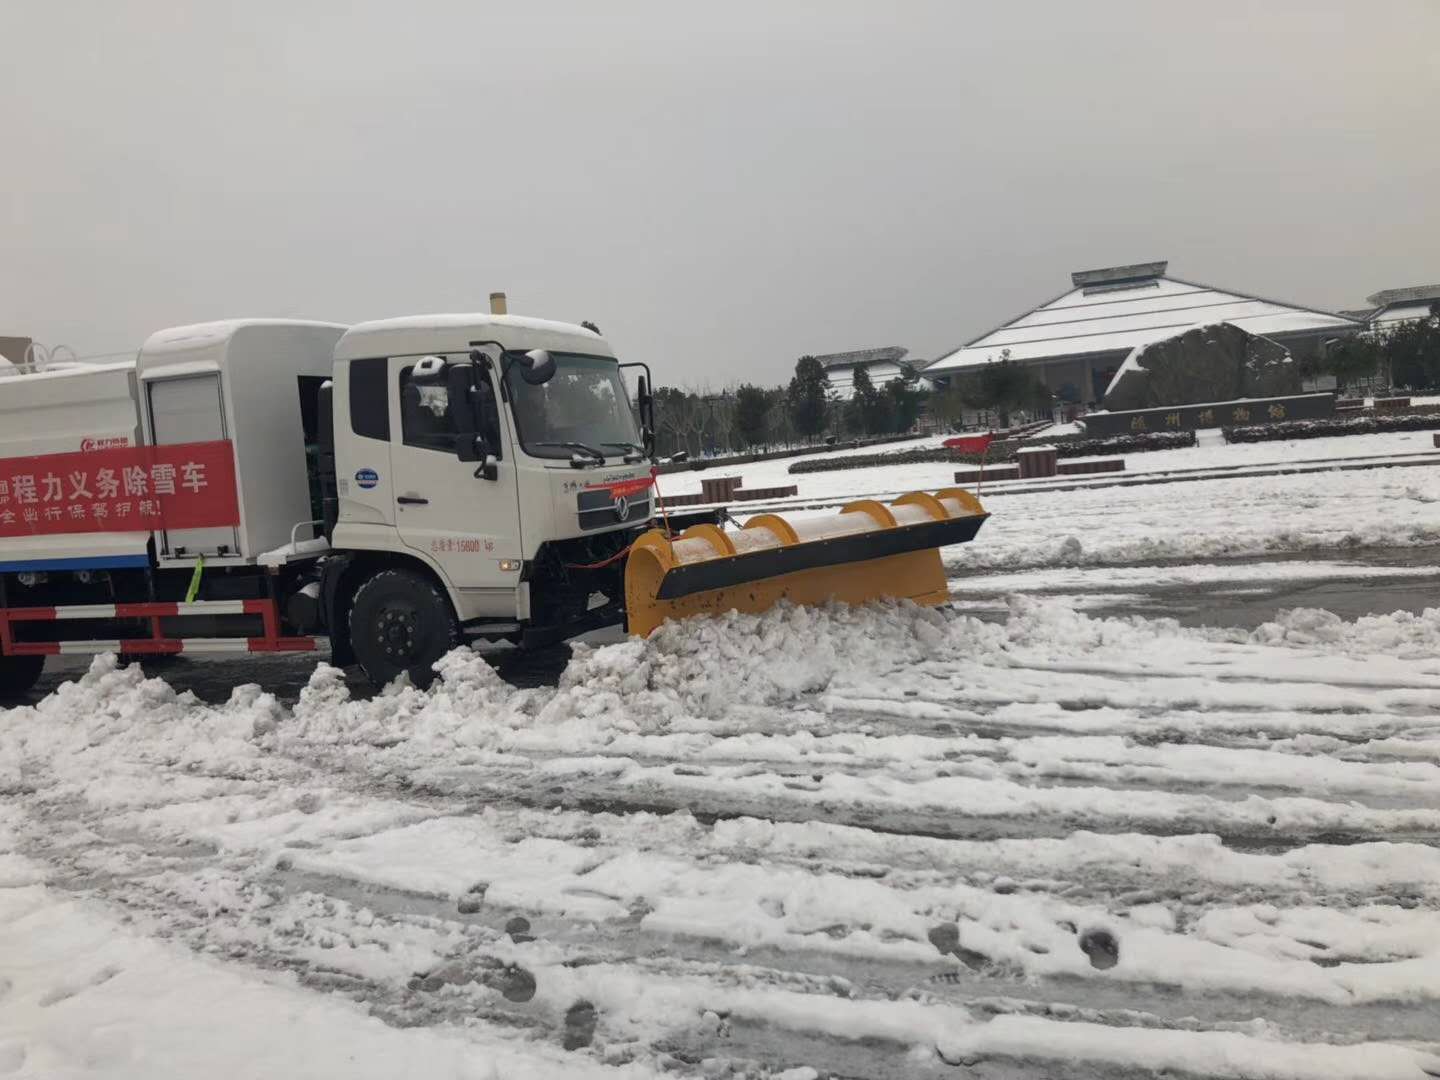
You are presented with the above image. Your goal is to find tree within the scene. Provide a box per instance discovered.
[959,352,1050,428]
[652,385,693,458]
[1381,305,1440,390]
[927,380,972,430]
[884,364,926,434]
[842,366,872,434]
[734,384,772,449]
[1323,336,1384,393]
[786,355,831,441]
[763,386,794,446]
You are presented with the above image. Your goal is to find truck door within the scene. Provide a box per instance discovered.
[387,356,524,603]
[146,374,241,558]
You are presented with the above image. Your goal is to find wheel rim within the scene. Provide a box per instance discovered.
[376,604,423,664]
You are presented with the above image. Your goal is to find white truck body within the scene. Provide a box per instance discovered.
[0,309,667,692]
[0,360,147,572]
[136,320,347,564]
[0,320,346,576]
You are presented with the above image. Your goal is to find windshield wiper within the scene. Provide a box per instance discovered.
[532,441,606,465]
[602,441,647,462]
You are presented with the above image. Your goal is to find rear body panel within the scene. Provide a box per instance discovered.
[0,362,148,571]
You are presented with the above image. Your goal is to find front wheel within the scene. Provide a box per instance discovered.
[348,569,460,689]
[0,653,45,699]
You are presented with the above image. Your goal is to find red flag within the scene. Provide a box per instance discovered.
[944,434,994,454]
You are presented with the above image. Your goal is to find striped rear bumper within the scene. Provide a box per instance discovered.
[0,598,316,657]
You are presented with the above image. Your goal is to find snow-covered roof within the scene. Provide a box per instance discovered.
[1367,284,1440,307]
[334,313,608,361]
[927,271,1360,375]
[1373,300,1437,328]
[141,319,347,358]
[811,346,909,371]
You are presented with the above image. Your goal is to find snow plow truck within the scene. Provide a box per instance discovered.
[0,309,989,694]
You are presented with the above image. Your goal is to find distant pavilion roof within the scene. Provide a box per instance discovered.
[1365,285,1440,329]
[812,346,909,371]
[927,263,1360,375]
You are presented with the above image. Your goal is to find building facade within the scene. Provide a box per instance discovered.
[812,346,929,399]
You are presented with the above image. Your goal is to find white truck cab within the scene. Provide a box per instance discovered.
[317,313,660,683]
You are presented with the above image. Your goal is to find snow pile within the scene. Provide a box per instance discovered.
[546,599,986,727]
[1252,606,1440,659]
[279,601,1005,755]
[0,653,285,799]
[285,647,527,748]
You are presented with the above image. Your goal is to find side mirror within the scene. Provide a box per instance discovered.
[413,355,447,383]
[636,374,656,456]
[513,349,557,385]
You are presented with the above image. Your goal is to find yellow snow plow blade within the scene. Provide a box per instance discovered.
[625,488,988,637]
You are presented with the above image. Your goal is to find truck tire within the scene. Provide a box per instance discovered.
[348,569,460,689]
[0,653,45,699]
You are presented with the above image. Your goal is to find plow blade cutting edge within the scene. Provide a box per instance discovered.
[624,488,989,637]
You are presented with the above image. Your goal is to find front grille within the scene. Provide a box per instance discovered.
[577,489,652,530]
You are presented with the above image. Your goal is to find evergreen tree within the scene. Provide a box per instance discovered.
[1381,304,1440,389]
[733,383,772,448]
[884,364,926,433]
[786,355,830,440]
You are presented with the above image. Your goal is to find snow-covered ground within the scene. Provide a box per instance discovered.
[8,599,1440,1077]
[658,428,1440,507]
[7,437,1440,1077]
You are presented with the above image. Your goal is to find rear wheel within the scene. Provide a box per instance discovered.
[0,653,45,699]
[348,568,460,689]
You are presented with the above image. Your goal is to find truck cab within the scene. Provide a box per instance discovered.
[320,313,658,684]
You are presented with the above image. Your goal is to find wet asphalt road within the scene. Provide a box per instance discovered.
[1028,545,1440,629]
[14,546,1440,706]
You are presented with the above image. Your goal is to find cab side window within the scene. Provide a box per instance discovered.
[471,374,503,459]
[399,366,454,452]
[349,357,391,440]
[398,361,504,458]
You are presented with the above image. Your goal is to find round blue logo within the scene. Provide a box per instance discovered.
[355,468,379,489]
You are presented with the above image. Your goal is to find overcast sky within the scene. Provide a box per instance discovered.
[4,1,1438,384]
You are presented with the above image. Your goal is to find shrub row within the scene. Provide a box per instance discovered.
[788,430,1195,474]
[1223,413,1440,443]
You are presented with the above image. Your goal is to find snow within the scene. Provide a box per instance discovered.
[256,536,331,567]
[1025,419,1081,437]
[0,877,661,1079]
[659,428,1438,507]
[659,430,1440,576]
[9,592,1440,1073]
[8,424,1440,1075]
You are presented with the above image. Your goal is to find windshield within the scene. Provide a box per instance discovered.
[507,352,641,459]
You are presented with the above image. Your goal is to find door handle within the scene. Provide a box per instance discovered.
[397,495,429,505]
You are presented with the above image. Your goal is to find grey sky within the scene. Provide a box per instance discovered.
[4,0,1438,385]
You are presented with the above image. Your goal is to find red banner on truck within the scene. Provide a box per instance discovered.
[0,440,239,539]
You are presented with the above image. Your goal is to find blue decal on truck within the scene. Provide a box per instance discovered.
[355,468,379,489]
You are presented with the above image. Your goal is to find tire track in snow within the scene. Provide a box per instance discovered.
[10,601,1440,1076]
